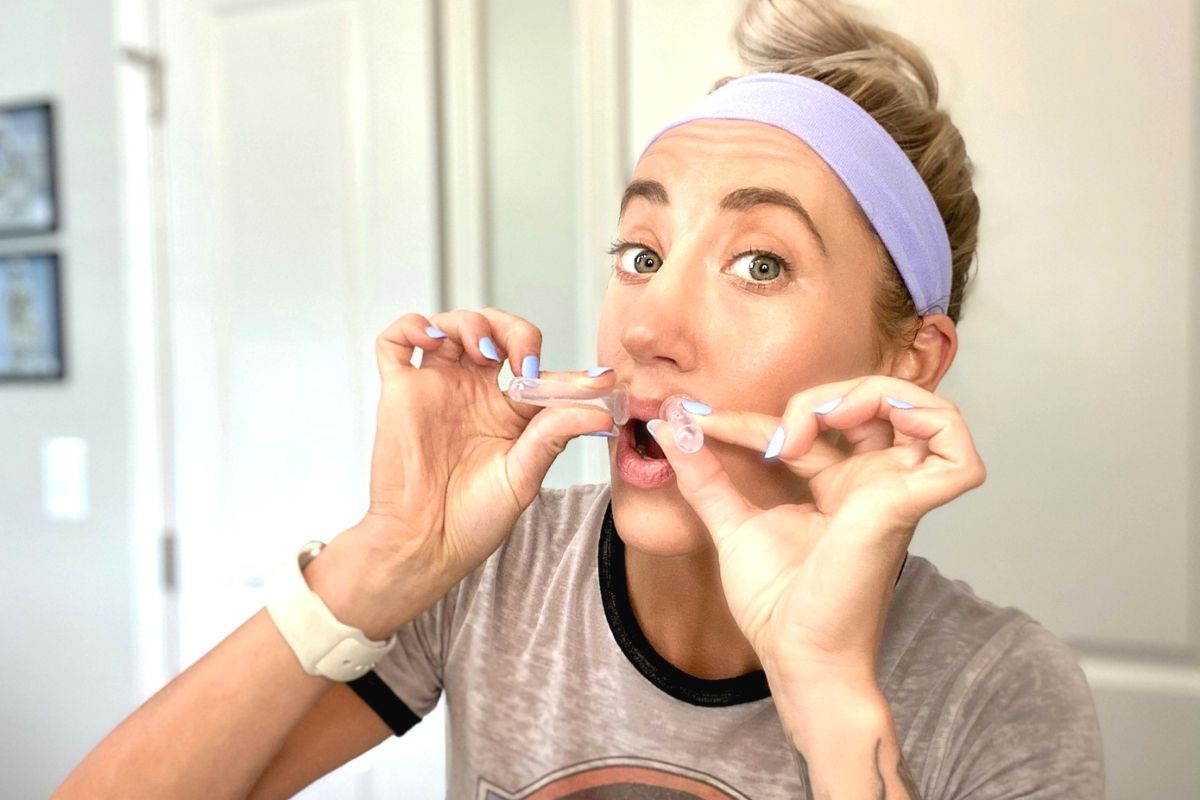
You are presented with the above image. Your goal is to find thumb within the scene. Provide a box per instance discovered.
[505,406,615,506]
[648,419,755,547]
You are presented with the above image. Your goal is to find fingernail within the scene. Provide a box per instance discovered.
[479,336,501,362]
[814,396,843,415]
[522,354,540,379]
[586,365,612,377]
[680,399,712,416]
[425,326,447,339]
[885,395,914,409]
[645,419,663,436]
[584,429,618,437]
[763,425,786,459]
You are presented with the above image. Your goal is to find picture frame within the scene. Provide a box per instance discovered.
[0,101,58,237]
[0,252,65,381]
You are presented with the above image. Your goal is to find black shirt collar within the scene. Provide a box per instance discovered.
[597,499,906,707]
[598,500,770,706]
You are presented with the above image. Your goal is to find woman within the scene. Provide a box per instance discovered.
[57,0,1104,797]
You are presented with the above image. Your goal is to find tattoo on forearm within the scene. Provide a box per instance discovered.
[794,748,817,800]
[896,752,921,798]
[870,738,886,796]
[794,738,923,799]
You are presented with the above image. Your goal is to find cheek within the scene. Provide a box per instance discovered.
[706,319,808,412]
[595,289,625,361]
[723,293,868,402]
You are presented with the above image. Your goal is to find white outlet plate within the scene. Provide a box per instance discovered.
[42,436,89,521]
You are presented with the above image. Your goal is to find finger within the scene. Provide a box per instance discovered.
[890,404,987,482]
[687,402,850,479]
[804,375,955,437]
[475,306,544,379]
[523,367,619,395]
[537,367,617,383]
[674,378,875,460]
[505,405,618,507]
[646,418,756,545]
[426,308,507,369]
[412,321,465,365]
[374,312,454,378]
[503,368,619,420]
[838,404,985,525]
[835,416,895,454]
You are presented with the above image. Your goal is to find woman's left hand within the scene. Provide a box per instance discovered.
[648,375,987,686]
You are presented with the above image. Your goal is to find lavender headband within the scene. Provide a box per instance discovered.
[638,72,952,316]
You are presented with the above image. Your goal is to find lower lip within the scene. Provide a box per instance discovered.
[615,422,676,488]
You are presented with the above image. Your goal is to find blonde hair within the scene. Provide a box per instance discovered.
[718,0,980,363]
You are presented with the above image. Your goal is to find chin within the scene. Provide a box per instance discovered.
[609,473,714,557]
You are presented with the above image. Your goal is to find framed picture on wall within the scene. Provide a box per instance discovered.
[0,101,58,237]
[0,252,65,381]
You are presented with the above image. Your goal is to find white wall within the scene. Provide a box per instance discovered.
[0,0,138,797]
[855,5,1200,794]
[623,0,1200,795]
[485,0,586,488]
[2,0,1194,796]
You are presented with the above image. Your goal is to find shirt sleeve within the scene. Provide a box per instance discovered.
[934,619,1106,799]
[346,578,464,737]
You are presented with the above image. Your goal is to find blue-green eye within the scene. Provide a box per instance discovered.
[609,240,662,274]
[730,251,789,282]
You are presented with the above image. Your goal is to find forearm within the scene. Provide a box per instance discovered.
[53,608,332,799]
[771,674,922,800]
[54,523,437,799]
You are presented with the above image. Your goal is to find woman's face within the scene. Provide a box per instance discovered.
[597,119,896,556]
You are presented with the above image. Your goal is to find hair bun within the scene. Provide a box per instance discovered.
[730,0,940,109]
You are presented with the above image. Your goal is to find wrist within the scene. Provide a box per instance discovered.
[302,520,450,641]
[767,670,890,753]
[760,645,878,696]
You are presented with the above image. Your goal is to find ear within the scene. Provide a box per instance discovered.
[887,314,958,393]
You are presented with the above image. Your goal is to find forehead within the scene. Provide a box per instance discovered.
[632,119,850,213]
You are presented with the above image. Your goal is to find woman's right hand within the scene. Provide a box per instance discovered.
[311,307,617,636]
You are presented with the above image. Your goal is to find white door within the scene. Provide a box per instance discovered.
[159,0,446,794]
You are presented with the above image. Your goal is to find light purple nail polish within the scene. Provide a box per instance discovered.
[584,429,618,438]
[587,365,613,377]
[425,326,448,339]
[814,396,843,415]
[479,336,501,362]
[886,395,914,410]
[763,426,786,459]
[522,354,540,379]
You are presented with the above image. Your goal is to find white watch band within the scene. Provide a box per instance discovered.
[264,540,397,682]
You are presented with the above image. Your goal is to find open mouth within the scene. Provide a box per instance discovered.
[616,412,676,488]
[630,418,667,460]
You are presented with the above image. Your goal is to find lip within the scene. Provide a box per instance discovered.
[615,418,676,488]
[626,392,677,422]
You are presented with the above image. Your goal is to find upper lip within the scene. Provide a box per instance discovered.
[627,392,679,423]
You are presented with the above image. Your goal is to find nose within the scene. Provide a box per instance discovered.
[618,251,702,371]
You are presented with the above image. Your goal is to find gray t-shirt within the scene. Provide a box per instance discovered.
[349,482,1105,798]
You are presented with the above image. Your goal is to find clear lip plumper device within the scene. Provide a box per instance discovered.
[506,376,631,426]
[658,394,704,454]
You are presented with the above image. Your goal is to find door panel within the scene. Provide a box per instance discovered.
[161,0,445,795]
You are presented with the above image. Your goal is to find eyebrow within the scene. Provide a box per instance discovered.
[618,179,828,257]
